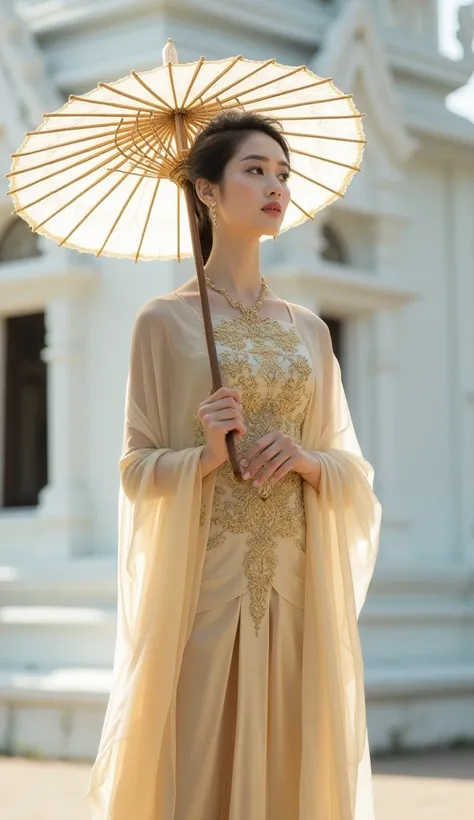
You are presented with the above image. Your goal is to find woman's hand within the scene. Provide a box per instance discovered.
[198,387,246,477]
[239,432,322,491]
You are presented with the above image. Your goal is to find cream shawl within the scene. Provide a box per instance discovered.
[87,293,381,820]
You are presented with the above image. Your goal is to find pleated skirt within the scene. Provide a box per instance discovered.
[173,587,304,820]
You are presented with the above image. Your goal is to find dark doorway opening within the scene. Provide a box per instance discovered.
[321,314,345,377]
[3,313,48,507]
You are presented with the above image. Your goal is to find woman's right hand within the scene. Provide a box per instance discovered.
[198,387,245,476]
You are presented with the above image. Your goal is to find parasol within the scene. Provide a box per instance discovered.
[6,39,365,478]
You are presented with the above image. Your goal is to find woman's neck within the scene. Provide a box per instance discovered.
[203,233,262,297]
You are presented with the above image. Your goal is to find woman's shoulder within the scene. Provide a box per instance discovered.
[128,293,192,351]
[133,291,185,327]
[135,292,329,340]
[287,301,330,336]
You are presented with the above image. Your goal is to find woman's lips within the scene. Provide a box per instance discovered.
[261,205,282,216]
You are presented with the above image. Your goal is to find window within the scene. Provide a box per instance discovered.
[3,313,48,507]
[320,224,347,265]
[0,217,41,263]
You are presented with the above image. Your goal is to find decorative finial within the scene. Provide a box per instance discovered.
[162,39,179,65]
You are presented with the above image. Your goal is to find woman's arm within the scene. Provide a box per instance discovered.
[120,308,205,500]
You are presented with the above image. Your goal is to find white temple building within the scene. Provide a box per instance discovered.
[0,0,473,759]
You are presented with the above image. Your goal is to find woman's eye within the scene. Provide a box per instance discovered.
[247,166,290,182]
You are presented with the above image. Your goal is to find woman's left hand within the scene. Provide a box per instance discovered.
[239,431,322,490]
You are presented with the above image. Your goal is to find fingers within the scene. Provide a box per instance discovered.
[240,432,278,468]
[201,408,243,426]
[217,417,246,439]
[241,439,281,478]
[269,454,298,483]
[226,419,246,439]
[199,398,241,417]
[253,452,293,487]
[240,433,297,486]
[199,389,242,418]
[202,407,240,421]
[197,387,246,469]
[200,408,246,437]
[198,403,244,430]
[243,447,288,485]
[209,386,242,405]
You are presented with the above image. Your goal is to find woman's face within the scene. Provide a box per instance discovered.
[215,132,291,239]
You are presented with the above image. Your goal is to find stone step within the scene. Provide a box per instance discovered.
[0,667,111,704]
[0,558,117,606]
[0,606,116,668]
[365,662,474,753]
[0,667,111,760]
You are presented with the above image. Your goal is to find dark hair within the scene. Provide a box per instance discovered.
[185,110,290,265]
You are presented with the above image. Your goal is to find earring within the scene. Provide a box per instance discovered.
[273,232,279,242]
[210,200,219,229]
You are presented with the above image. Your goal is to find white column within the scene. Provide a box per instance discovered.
[370,311,404,505]
[451,170,474,566]
[371,217,410,564]
[38,296,92,556]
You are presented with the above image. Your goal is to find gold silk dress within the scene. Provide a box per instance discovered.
[86,291,381,820]
[174,311,314,820]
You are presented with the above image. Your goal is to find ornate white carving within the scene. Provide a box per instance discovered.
[0,0,62,134]
[313,0,418,166]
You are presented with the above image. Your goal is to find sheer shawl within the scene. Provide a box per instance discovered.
[87,295,381,820]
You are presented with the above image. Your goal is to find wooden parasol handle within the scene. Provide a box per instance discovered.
[173,113,242,480]
[182,184,242,480]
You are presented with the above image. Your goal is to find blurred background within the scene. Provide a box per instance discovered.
[0,1,473,817]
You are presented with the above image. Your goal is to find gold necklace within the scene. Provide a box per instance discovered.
[204,273,269,319]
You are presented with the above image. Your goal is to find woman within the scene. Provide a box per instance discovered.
[87,110,381,820]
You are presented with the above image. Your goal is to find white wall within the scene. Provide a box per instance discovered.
[395,157,473,568]
[84,257,180,554]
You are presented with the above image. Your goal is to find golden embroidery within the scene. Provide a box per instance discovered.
[193,314,313,635]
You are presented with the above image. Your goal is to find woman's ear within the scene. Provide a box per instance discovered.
[194,178,214,207]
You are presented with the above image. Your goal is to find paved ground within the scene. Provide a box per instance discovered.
[0,749,472,819]
[372,749,473,820]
